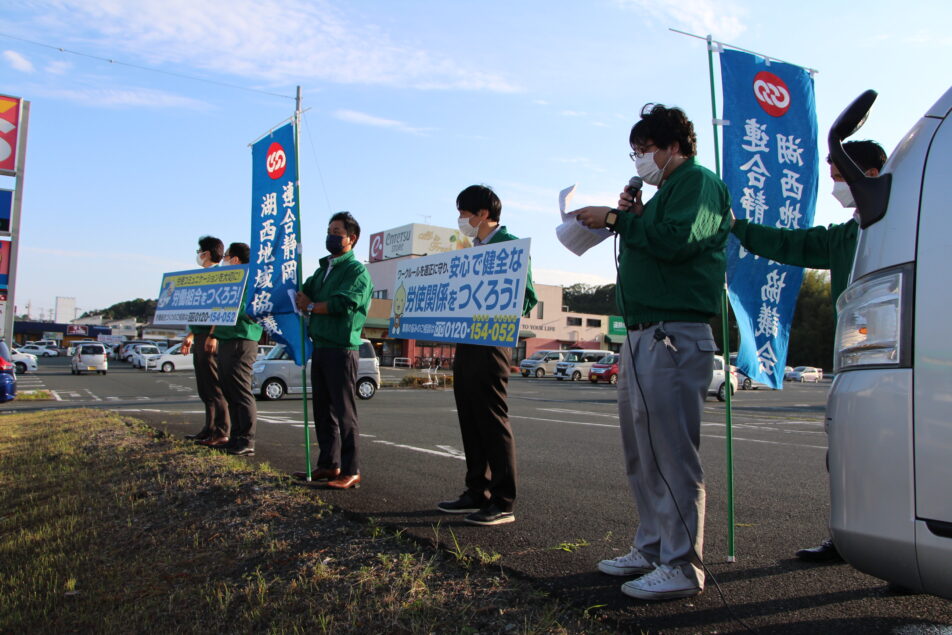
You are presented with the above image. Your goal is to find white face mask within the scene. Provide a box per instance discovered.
[457,215,480,238]
[635,152,664,186]
[196,253,207,267]
[832,181,856,208]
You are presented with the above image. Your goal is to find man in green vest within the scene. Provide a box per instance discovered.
[203,242,262,456]
[294,212,373,490]
[730,139,887,563]
[436,185,537,526]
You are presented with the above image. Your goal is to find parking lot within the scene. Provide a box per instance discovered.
[4,358,951,633]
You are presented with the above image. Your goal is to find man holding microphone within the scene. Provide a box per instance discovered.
[574,104,731,600]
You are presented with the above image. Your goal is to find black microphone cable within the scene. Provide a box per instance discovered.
[613,231,756,633]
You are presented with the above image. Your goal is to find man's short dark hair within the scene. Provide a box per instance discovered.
[629,104,698,158]
[225,242,251,264]
[456,185,502,222]
[198,235,224,263]
[826,140,887,173]
[330,211,361,245]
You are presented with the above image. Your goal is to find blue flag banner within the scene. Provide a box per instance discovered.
[721,49,819,389]
[247,122,311,366]
[154,265,248,325]
[388,238,530,348]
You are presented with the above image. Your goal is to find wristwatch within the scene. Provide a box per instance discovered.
[306,302,315,313]
[605,210,619,231]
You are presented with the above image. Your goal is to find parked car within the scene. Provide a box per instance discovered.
[827,87,952,598]
[146,343,195,373]
[554,349,608,381]
[0,341,16,402]
[10,348,38,374]
[252,340,379,401]
[785,366,822,382]
[707,356,738,402]
[120,340,158,362]
[729,353,770,390]
[588,354,620,384]
[19,343,58,357]
[131,344,162,369]
[519,350,566,378]
[71,342,109,375]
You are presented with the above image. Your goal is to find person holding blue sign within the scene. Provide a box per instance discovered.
[730,139,886,563]
[294,212,373,490]
[574,104,731,600]
[204,242,262,457]
[181,235,230,443]
[436,185,537,526]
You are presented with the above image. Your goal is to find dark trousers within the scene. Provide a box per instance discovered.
[218,338,258,447]
[311,347,360,476]
[193,333,229,437]
[452,343,517,511]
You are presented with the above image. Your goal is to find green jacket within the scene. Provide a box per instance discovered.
[214,286,263,342]
[612,158,732,325]
[730,218,858,307]
[301,249,373,350]
[486,226,538,317]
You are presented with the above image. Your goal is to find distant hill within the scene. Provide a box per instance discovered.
[81,298,157,322]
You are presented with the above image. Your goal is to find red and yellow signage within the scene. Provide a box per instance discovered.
[0,95,22,174]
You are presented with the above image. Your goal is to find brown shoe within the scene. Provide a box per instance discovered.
[199,436,230,447]
[292,468,341,481]
[324,474,360,489]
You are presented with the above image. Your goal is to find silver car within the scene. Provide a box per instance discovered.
[251,340,380,401]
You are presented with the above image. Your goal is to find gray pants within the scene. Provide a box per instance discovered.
[617,321,716,586]
[218,338,258,447]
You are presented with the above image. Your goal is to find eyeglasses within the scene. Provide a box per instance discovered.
[195,249,206,254]
[629,144,658,161]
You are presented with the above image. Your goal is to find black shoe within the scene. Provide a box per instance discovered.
[464,504,515,526]
[437,493,488,514]
[228,446,255,456]
[185,431,210,441]
[795,538,843,562]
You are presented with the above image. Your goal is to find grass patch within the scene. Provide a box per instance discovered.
[0,409,608,633]
[13,389,54,401]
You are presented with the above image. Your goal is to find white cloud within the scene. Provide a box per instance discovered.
[613,0,747,41]
[332,109,429,135]
[32,87,211,110]
[3,50,35,73]
[560,110,587,117]
[45,60,73,75]
[32,0,520,93]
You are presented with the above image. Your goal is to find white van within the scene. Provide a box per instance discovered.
[71,342,108,375]
[554,349,607,381]
[519,350,566,378]
[827,87,952,598]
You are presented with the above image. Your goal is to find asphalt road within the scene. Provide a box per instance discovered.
[5,358,952,633]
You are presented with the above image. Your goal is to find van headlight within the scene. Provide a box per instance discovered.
[834,264,912,373]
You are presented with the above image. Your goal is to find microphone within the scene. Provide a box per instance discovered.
[626,176,643,197]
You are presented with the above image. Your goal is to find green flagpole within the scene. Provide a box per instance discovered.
[294,86,313,482]
[706,34,737,563]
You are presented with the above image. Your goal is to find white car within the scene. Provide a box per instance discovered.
[785,366,822,382]
[10,348,38,374]
[70,342,109,375]
[252,340,380,400]
[147,343,195,373]
[707,356,738,402]
[19,344,58,357]
[131,344,162,369]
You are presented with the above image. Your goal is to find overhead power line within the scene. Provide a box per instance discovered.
[0,31,296,100]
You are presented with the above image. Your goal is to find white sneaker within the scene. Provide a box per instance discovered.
[597,547,655,576]
[621,564,702,600]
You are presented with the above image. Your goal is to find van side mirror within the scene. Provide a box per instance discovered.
[828,89,892,229]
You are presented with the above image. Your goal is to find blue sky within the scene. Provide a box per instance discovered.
[1,0,950,318]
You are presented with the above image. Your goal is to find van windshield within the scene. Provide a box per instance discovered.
[564,352,585,362]
[527,352,548,361]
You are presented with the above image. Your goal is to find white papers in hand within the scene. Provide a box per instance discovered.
[556,184,612,256]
